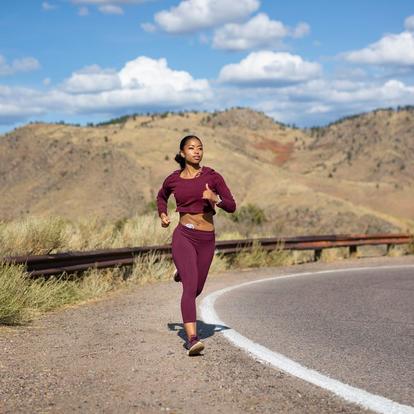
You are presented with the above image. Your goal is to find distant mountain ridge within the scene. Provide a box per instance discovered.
[299,107,414,183]
[1,106,413,236]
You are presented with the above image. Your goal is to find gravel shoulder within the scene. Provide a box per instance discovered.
[2,256,412,413]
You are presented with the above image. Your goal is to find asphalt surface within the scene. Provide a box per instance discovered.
[1,255,413,413]
[214,263,414,407]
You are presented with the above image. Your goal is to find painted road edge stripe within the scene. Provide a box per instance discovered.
[199,264,414,414]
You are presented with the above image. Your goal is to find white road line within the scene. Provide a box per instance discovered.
[200,264,414,414]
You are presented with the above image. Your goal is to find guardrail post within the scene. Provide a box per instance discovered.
[386,244,394,254]
[349,245,358,258]
[314,249,322,261]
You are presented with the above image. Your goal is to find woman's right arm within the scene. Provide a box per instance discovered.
[156,176,172,220]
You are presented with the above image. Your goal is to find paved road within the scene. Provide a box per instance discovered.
[1,256,412,413]
[214,264,414,408]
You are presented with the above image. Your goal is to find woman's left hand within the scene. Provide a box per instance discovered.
[202,183,219,203]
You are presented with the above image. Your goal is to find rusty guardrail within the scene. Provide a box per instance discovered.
[3,233,412,278]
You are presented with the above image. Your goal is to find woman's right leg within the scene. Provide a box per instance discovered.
[171,226,199,339]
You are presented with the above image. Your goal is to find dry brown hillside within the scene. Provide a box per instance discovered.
[1,107,413,236]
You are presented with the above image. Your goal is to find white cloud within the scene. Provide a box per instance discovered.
[290,22,310,39]
[380,79,413,99]
[212,13,287,51]
[152,0,260,34]
[71,0,149,15]
[0,102,45,123]
[71,0,148,4]
[60,56,210,100]
[98,4,123,14]
[404,15,414,32]
[224,77,414,126]
[342,31,414,66]
[272,78,414,105]
[42,2,57,11]
[218,51,322,85]
[0,55,40,76]
[0,56,212,124]
[2,73,414,127]
[321,78,414,107]
[2,46,414,129]
[13,57,40,72]
[0,85,46,123]
[212,13,310,51]
[61,65,121,93]
[118,56,209,94]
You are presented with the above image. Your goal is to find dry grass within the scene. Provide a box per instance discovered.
[1,213,412,326]
[0,215,70,257]
[0,213,242,326]
[405,230,414,255]
[0,212,179,258]
[230,239,292,269]
[0,261,126,325]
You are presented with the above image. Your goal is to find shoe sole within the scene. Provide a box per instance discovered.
[187,341,205,356]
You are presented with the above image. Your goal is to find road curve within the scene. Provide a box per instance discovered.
[1,256,413,413]
[203,264,414,413]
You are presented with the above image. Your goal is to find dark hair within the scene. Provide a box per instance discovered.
[174,135,202,169]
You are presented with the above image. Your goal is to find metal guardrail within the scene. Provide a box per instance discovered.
[2,233,412,278]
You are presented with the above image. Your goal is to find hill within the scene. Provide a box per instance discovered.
[1,107,413,236]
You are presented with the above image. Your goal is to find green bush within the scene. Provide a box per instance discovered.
[229,203,267,225]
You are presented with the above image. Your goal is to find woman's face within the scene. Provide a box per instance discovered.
[181,138,203,165]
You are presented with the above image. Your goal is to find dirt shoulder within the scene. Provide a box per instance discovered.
[2,256,411,413]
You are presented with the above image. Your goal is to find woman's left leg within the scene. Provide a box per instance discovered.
[174,225,215,346]
[195,235,216,297]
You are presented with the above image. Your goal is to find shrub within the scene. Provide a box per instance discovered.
[229,203,267,225]
[0,260,125,325]
[0,215,69,258]
[230,239,289,269]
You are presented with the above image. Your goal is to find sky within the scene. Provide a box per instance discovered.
[1,0,414,132]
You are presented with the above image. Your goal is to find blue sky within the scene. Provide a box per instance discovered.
[1,0,414,132]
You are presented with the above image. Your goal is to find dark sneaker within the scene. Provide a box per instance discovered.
[173,269,181,282]
[185,335,205,356]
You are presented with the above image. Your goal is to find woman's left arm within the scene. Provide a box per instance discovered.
[214,172,236,213]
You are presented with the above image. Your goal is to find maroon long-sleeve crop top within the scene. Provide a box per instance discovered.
[156,166,236,217]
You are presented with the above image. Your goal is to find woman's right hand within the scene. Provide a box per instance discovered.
[160,212,171,227]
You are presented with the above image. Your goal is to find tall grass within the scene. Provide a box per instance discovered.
[2,212,411,326]
[0,249,229,326]
[229,239,292,269]
[0,215,70,257]
[0,211,178,259]
[407,233,414,255]
[0,261,125,325]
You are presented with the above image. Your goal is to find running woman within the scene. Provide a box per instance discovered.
[156,135,236,356]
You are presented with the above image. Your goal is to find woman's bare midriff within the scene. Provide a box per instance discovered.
[179,212,214,231]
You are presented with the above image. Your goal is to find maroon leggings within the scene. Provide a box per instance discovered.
[172,222,216,323]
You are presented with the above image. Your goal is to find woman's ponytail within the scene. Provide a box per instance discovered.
[174,152,186,169]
